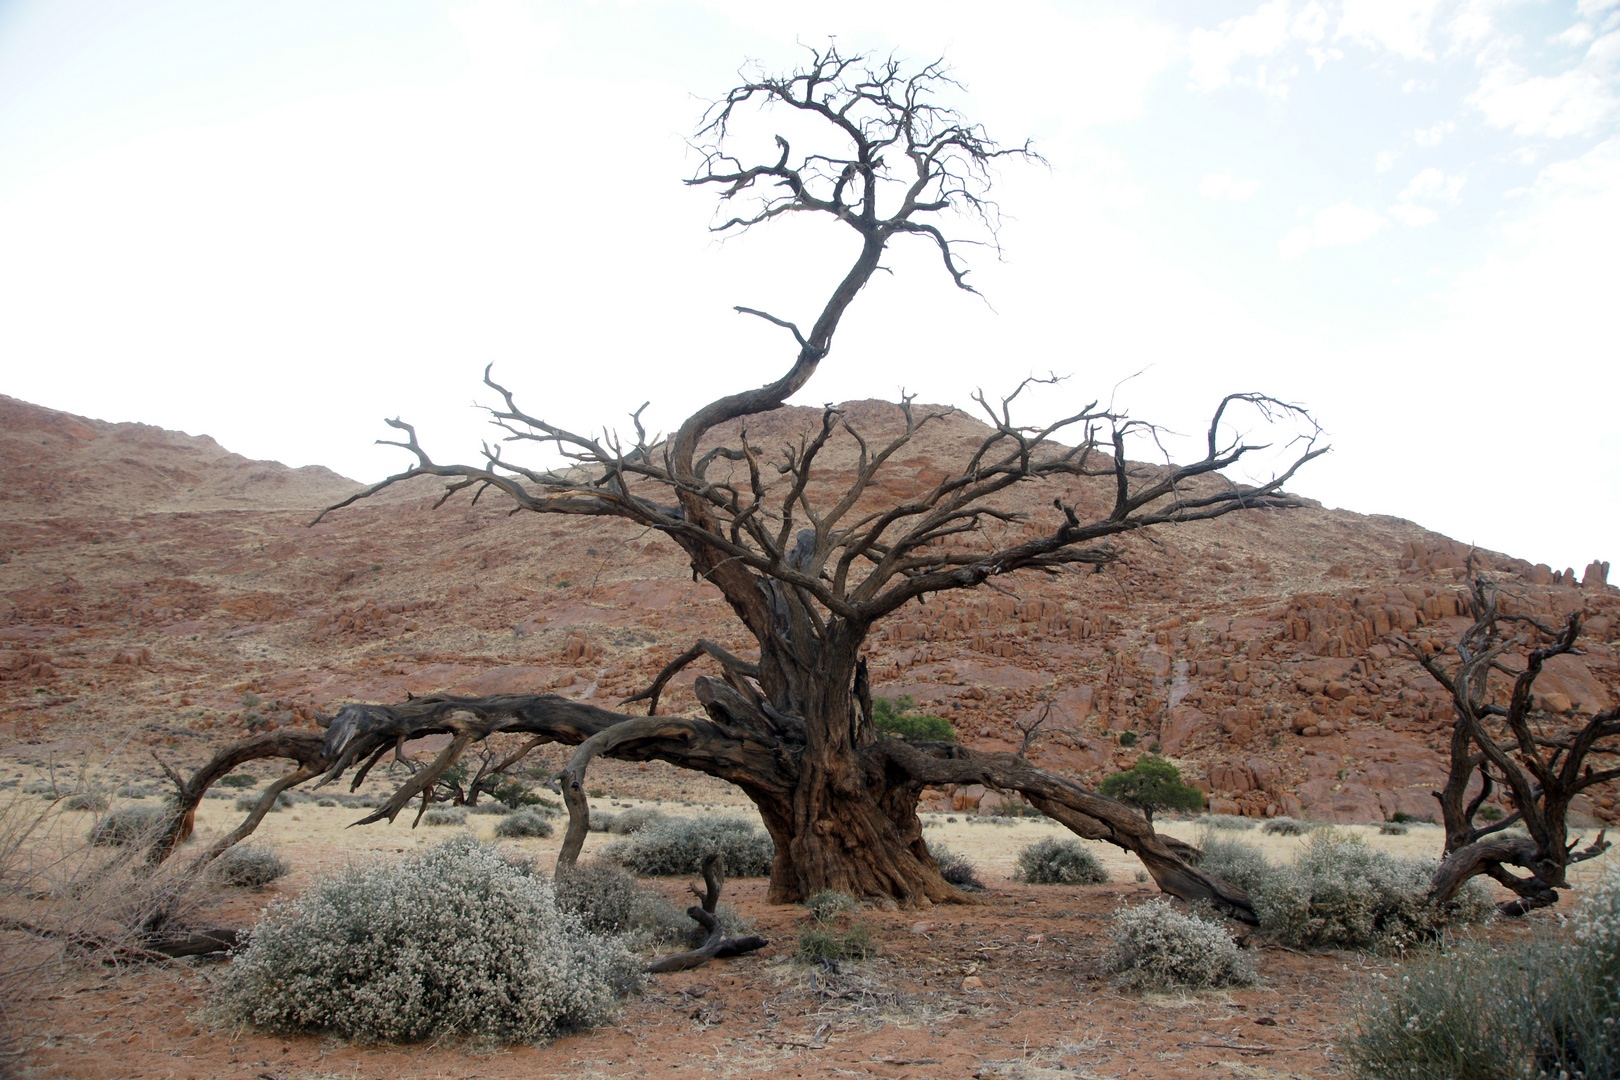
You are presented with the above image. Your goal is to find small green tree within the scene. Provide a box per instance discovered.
[1098,756,1205,823]
[871,696,955,742]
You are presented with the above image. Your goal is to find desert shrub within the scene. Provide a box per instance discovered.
[1101,899,1255,991]
[483,777,546,810]
[422,807,468,827]
[804,889,858,922]
[602,816,773,877]
[871,695,954,742]
[316,798,338,807]
[1191,833,1279,895]
[797,923,876,962]
[552,860,687,943]
[233,793,285,813]
[114,783,155,799]
[215,836,639,1042]
[1347,868,1620,1080]
[1014,837,1109,885]
[1478,805,1504,822]
[88,805,166,847]
[469,801,514,815]
[211,845,291,889]
[493,809,554,839]
[606,807,666,835]
[587,812,618,833]
[62,793,109,812]
[1389,811,1433,825]
[219,774,259,789]
[1261,816,1313,836]
[1118,730,1138,747]
[1199,814,1258,831]
[1252,831,1493,952]
[1378,822,1408,836]
[928,842,983,890]
[1097,756,1205,822]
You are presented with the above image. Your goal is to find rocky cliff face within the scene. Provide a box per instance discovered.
[2,395,1615,825]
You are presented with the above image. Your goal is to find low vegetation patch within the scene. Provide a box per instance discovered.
[1261,816,1313,836]
[88,805,166,847]
[928,842,983,890]
[1014,837,1109,885]
[211,845,291,889]
[1191,832,1279,895]
[797,922,876,963]
[803,889,858,922]
[1253,831,1493,952]
[421,807,468,827]
[215,836,639,1043]
[552,860,688,944]
[602,815,773,877]
[493,809,554,839]
[1101,899,1255,991]
[1346,869,1620,1079]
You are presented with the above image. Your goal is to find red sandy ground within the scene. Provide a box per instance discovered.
[15,870,1560,1080]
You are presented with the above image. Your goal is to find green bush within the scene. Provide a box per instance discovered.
[1191,833,1279,895]
[219,774,259,789]
[212,845,291,889]
[1101,899,1255,991]
[797,923,876,963]
[1261,816,1313,836]
[493,809,554,839]
[1252,831,1493,952]
[1013,837,1109,885]
[1097,756,1205,822]
[602,816,773,877]
[422,807,468,827]
[928,842,983,890]
[1347,869,1620,1079]
[1118,730,1138,747]
[871,696,955,742]
[88,806,166,847]
[215,836,639,1042]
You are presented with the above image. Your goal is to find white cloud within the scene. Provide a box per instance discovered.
[1199,171,1260,200]
[1390,166,1464,225]
[1470,30,1620,137]
[1338,0,1445,60]
[1187,0,1300,93]
[1412,120,1454,146]
[1375,149,1398,172]
[1278,202,1387,258]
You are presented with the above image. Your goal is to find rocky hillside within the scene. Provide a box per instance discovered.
[1,394,1615,825]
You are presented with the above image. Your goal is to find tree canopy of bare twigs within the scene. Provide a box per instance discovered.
[1406,565,1616,915]
[150,46,1325,919]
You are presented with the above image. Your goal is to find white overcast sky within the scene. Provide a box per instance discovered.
[1,0,1616,574]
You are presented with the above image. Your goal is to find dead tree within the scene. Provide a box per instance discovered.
[1408,569,1616,915]
[150,47,1323,917]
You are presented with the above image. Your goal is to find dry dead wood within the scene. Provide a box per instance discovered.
[644,855,769,974]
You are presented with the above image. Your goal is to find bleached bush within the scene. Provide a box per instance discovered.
[1013,837,1109,885]
[552,860,688,944]
[216,836,639,1042]
[1252,830,1492,952]
[1198,814,1258,831]
[1101,899,1255,991]
[493,809,553,838]
[211,845,290,889]
[606,807,666,835]
[1261,816,1313,836]
[603,816,773,877]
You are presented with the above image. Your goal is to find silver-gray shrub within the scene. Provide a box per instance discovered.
[602,815,773,877]
[216,835,639,1043]
[1252,830,1493,952]
[1101,899,1255,991]
[1192,831,1280,895]
[421,807,468,827]
[1013,837,1109,885]
[606,807,666,835]
[211,845,291,889]
[1347,868,1620,1079]
[1261,816,1314,836]
[493,809,553,838]
[552,860,688,945]
[1199,814,1258,832]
